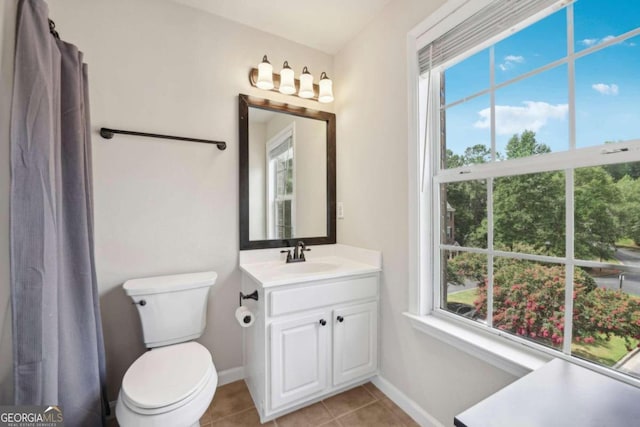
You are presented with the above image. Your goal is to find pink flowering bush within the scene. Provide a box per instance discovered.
[448,253,640,350]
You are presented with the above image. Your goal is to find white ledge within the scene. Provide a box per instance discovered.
[404,312,551,377]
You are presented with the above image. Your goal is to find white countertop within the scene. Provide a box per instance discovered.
[239,244,382,287]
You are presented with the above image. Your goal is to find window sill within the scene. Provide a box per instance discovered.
[403,312,552,377]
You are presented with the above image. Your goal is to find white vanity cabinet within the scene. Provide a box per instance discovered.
[240,264,380,422]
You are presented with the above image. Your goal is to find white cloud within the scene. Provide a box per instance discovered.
[601,35,616,44]
[474,101,568,135]
[580,38,599,47]
[579,35,636,47]
[579,35,615,47]
[592,83,619,95]
[498,55,524,71]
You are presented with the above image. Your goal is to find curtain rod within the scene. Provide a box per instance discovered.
[99,128,227,150]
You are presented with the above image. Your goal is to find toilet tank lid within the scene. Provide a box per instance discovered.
[123,271,218,296]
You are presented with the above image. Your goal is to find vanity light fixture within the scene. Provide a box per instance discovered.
[249,55,334,103]
[256,55,274,90]
[279,61,296,95]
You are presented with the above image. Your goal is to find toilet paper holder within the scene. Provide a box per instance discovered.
[239,290,259,307]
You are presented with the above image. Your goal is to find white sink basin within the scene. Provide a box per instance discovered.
[277,262,339,275]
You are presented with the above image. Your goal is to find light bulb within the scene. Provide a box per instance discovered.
[318,72,334,103]
[279,61,296,95]
[298,66,314,99]
[256,55,274,90]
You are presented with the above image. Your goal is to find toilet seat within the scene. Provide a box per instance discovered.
[121,342,215,415]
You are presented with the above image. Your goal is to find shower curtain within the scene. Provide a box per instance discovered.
[10,0,107,425]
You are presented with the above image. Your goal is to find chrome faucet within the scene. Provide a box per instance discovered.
[280,241,311,263]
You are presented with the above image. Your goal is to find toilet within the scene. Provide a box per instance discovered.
[116,271,219,427]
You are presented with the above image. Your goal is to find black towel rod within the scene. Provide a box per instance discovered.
[100,127,226,150]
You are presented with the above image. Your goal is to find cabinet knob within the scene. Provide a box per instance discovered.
[337,316,344,323]
[319,319,327,326]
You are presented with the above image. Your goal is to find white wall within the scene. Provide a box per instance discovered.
[0,0,17,405]
[334,0,518,424]
[35,0,332,402]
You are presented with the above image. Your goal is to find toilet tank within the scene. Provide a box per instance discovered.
[123,271,218,348]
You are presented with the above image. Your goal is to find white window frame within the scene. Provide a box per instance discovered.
[266,122,296,240]
[406,0,640,385]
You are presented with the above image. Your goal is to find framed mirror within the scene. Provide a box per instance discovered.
[239,94,336,249]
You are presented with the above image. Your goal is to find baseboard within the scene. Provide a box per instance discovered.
[217,366,245,386]
[372,375,444,427]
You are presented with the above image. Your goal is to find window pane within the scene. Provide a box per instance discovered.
[443,95,491,169]
[443,48,490,105]
[575,36,640,149]
[574,0,640,52]
[286,166,293,194]
[493,257,566,350]
[494,65,568,156]
[574,165,623,261]
[284,199,291,226]
[276,201,284,225]
[572,266,640,375]
[608,161,640,250]
[442,250,487,323]
[441,180,487,248]
[494,171,565,256]
[494,9,567,84]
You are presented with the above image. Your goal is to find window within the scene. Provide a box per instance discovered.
[418,0,640,382]
[267,124,295,239]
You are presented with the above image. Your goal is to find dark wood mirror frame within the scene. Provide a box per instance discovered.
[239,94,336,250]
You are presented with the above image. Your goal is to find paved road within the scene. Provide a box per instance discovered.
[447,278,478,294]
[616,348,640,379]
[614,247,640,267]
[592,247,640,296]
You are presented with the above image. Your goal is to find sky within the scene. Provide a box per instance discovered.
[441,0,640,161]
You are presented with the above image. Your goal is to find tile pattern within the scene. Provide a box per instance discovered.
[200,380,420,427]
[107,381,418,426]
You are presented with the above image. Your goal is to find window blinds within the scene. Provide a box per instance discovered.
[418,0,563,74]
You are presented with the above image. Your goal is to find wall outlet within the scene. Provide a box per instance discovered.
[337,202,344,219]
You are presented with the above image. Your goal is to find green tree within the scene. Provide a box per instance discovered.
[614,175,640,244]
[505,130,551,159]
[462,144,492,164]
[575,167,621,260]
[493,131,564,254]
[445,149,464,169]
[444,145,490,247]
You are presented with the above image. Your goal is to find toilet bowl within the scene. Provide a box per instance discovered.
[116,342,217,427]
[116,272,219,427]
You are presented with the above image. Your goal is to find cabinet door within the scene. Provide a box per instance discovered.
[270,311,329,409]
[333,301,378,386]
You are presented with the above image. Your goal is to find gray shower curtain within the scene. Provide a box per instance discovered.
[10,0,106,425]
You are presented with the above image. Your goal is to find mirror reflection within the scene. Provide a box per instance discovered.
[248,108,327,240]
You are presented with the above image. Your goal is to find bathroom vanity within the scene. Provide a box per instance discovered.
[239,244,381,422]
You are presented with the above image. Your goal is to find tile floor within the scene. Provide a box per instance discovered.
[198,380,419,427]
[108,380,419,427]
